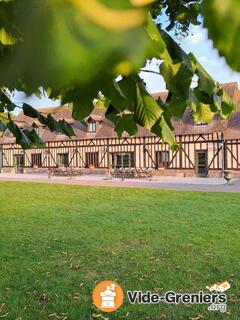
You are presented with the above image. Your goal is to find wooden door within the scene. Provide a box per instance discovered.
[196,150,208,177]
[14,155,24,173]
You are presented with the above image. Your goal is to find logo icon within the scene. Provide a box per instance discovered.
[206,281,231,293]
[93,281,124,312]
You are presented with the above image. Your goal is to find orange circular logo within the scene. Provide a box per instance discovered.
[92,281,124,312]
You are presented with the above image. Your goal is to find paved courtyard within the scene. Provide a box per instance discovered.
[0,173,240,192]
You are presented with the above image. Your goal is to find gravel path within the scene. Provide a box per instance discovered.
[0,173,240,192]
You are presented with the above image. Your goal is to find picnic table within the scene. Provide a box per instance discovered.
[135,168,154,179]
[112,168,154,179]
[112,168,135,179]
[49,167,83,177]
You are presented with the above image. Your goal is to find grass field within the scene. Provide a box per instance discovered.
[0,182,239,319]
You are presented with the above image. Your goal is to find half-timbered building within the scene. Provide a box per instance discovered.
[1,82,240,177]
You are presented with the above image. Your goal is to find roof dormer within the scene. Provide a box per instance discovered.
[87,118,97,133]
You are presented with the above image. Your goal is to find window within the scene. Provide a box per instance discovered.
[88,121,96,133]
[58,153,69,167]
[85,152,99,168]
[31,153,42,167]
[112,153,135,168]
[156,151,170,168]
[196,121,207,126]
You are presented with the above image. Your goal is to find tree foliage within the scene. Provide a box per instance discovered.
[151,0,201,35]
[202,0,240,73]
[0,0,237,149]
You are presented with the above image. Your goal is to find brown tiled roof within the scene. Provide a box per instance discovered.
[221,82,238,97]
[1,82,240,144]
[152,91,168,103]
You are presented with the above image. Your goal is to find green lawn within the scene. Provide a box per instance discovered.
[0,182,239,319]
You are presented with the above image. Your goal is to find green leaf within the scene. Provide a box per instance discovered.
[0,27,15,45]
[118,76,137,111]
[0,119,7,131]
[160,61,193,95]
[189,53,215,95]
[23,103,40,118]
[193,102,215,124]
[0,0,151,89]
[72,101,94,120]
[37,114,49,126]
[134,76,163,130]
[145,14,167,59]
[151,116,178,151]
[59,119,76,137]
[63,83,98,120]
[95,95,111,110]
[160,29,192,69]
[220,89,237,119]
[115,114,138,137]
[202,0,240,72]
[105,105,120,123]
[168,92,189,118]
[0,89,16,111]
[22,129,45,148]
[7,120,32,149]
[47,114,62,133]
[46,114,75,138]
[23,103,49,125]
[0,0,237,152]
[213,92,222,111]
[193,88,213,105]
[101,80,127,112]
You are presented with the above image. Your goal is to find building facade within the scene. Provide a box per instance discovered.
[1,82,240,177]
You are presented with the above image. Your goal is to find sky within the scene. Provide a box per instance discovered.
[12,25,240,109]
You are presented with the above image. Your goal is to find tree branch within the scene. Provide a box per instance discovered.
[140,69,161,76]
